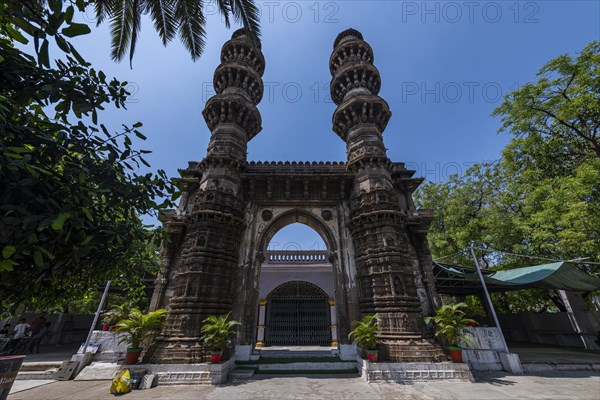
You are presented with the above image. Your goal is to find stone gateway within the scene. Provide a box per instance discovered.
[146,28,446,365]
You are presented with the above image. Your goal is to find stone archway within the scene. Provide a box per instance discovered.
[238,206,353,350]
[147,28,444,365]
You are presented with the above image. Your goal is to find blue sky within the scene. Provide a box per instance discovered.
[70,1,598,248]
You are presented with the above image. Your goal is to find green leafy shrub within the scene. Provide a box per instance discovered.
[200,312,241,352]
[348,314,380,350]
[425,303,475,347]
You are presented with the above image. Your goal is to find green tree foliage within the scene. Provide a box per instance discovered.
[0,1,176,313]
[494,41,600,166]
[94,0,261,64]
[416,42,600,312]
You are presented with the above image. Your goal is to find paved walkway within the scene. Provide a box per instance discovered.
[8,371,600,400]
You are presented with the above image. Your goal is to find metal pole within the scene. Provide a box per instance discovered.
[79,280,111,354]
[470,247,510,353]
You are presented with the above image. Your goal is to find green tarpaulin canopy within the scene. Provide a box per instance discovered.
[433,261,600,295]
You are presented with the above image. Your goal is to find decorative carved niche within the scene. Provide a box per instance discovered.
[196,233,207,247]
[385,234,395,248]
[393,276,405,296]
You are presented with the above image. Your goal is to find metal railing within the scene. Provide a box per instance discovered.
[266,250,328,264]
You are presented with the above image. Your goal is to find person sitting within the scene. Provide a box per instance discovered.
[0,323,11,337]
[0,324,11,352]
[6,318,30,353]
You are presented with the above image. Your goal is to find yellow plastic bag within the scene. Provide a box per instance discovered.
[109,368,132,395]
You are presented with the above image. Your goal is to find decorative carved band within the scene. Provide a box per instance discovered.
[332,97,391,140]
[213,63,264,104]
[202,96,262,138]
[331,63,381,105]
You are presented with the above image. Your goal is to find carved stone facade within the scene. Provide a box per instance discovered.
[148,28,444,364]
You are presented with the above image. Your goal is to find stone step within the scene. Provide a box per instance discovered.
[255,368,358,375]
[238,356,348,365]
[229,368,256,380]
[16,369,58,380]
[258,347,336,359]
[254,361,357,372]
[20,362,63,371]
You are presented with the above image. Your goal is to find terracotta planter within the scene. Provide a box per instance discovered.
[447,346,463,363]
[210,352,223,364]
[124,348,142,365]
[365,350,378,362]
[101,324,111,331]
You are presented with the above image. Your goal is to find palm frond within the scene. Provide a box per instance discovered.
[146,0,177,46]
[95,0,114,25]
[229,0,261,47]
[175,0,206,61]
[109,0,135,61]
[214,0,231,28]
[128,0,143,66]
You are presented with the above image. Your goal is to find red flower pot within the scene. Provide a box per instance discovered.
[366,350,378,362]
[124,349,142,365]
[447,346,463,363]
[210,352,223,364]
[467,321,478,327]
[102,324,111,331]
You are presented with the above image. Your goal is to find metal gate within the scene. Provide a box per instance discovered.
[265,281,330,346]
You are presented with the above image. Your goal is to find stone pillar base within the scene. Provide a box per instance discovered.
[129,360,235,385]
[145,338,209,364]
[376,339,447,362]
[357,358,474,382]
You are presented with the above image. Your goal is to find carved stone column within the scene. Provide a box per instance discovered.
[330,29,445,363]
[146,29,265,364]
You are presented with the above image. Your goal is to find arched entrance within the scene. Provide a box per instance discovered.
[254,217,339,348]
[265,281,330,346]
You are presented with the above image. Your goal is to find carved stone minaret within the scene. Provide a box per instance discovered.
[330,29,445,362]
[146,29,264,364]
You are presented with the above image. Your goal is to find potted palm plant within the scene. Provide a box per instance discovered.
[424,303,476,363]
[200,312,240,363]
[102,303,131,331]
[348,314,380,362]
[115,308,168,365]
